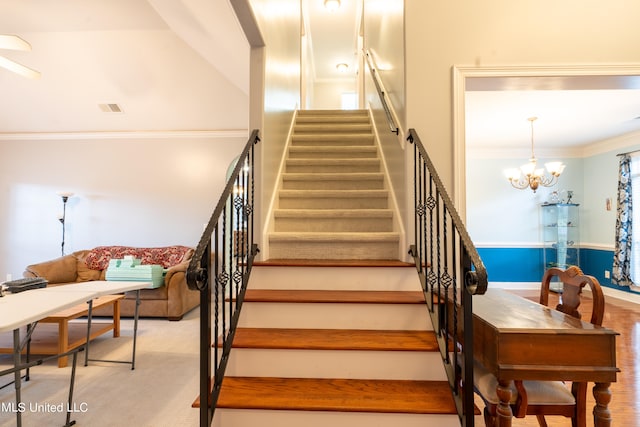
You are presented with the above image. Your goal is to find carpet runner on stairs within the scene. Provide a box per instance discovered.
[268,109,400,260]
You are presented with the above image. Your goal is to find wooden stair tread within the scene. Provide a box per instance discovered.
[197,377,457,415]
[227,328,438,351]
[242,289,425,304]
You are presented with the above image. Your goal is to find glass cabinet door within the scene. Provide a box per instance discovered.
[541,203,579,270]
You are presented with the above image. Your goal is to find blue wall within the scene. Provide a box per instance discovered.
[478,246,634,293]
[477,247,543,282]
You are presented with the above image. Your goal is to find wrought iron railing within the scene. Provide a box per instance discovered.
[186,129,260,427]
[407,129,488,427]
[364,50,399,135]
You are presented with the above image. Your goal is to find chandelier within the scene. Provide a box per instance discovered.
[504,117,565,192]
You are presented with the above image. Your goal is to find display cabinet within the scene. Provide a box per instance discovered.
[541,203,580,271]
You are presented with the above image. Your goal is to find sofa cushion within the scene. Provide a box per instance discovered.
[84,246,193,270]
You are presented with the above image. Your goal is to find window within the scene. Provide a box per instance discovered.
[341,92,357,110]
[630,155,640,284]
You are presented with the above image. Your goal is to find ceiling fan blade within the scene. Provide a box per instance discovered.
[0,34,32,51]
[0,55,40,79]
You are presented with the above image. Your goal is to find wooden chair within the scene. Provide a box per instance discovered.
[473,265,605,427]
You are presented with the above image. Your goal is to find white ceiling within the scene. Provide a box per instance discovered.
[2,0,640,154]
[465,75,640,154]
[0,0,250,135]
[304,0,360,82]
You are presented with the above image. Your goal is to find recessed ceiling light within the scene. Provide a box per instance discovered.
[324,0,341,12]
[336,63,349,73]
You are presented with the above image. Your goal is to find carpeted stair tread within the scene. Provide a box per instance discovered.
[274,209,393,218]
[253,259,413,267]
[291,134,374,145]
[269,231,399,242]
[227,328,437,351]
[288,146,377,158]
[279,189,388,198]
[204,377,457,414]
[294,124,372,133]
[242,289,425,304]
[296,113,369,120]
[282,172,384,180]
[285,158,380,167]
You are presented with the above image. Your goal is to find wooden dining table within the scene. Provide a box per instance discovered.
[472,288,619,427]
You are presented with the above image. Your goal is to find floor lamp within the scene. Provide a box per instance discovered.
[58,192,73,256]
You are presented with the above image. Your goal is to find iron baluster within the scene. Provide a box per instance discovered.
[407,129,487,427]
[186,130,260,427]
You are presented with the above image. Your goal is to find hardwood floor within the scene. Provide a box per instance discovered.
[474,288,640,427]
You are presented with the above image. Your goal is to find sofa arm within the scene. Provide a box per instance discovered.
[164,259,200,320]
[164,259,190,284]
[23,254,78,284]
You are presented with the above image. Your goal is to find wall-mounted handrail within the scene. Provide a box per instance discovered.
[364,50,399,135]
[186,129,260,427]
[407,128,487,427]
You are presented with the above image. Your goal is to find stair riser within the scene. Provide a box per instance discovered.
[279,196,388,209]
[281,179,384,190]
[285,164,380,173]
[213,409,460,427]
[294,125,372,133]
[249,266,421,291]
[238,302,430,330]
[291,137,374,147]
[295,118,370,125]
[274,216,393,232]
[268,240,399,260]
[287,150,377,159]
[296,116,370,124]
[225,349,446,380]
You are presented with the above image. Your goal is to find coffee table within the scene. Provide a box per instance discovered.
[0,294,124,367]
[0,281,150,427]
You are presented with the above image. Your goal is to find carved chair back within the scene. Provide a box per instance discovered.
[540,265,605,327]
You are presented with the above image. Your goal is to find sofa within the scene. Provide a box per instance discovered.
[23,245,199,321]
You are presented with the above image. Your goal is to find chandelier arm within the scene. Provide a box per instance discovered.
[538,175,559,187]
[509,177,531,190]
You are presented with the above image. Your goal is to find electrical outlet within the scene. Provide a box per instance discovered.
[604,270,610,279]
[5,273,11,282]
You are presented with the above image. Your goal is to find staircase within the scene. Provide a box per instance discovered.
[269,109,400,260]
[210,262,459,426]
[194,110,459,426]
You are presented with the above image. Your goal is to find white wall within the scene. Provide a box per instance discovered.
[466,154,584,244]
[466,131,640,250]
[312,80,357,110]
[249,0,302,257]
[363,0,405,130]
[0,135,247,279]
[362,0,407,245]
[405,0,640,195]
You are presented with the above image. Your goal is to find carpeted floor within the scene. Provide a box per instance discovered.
[0,308,201,427]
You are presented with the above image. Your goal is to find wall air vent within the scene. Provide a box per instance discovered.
[98,103,123,113]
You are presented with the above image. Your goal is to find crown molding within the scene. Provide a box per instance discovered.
[468,128,640,159]
[582,129,640,157]
[0,129,249,141]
